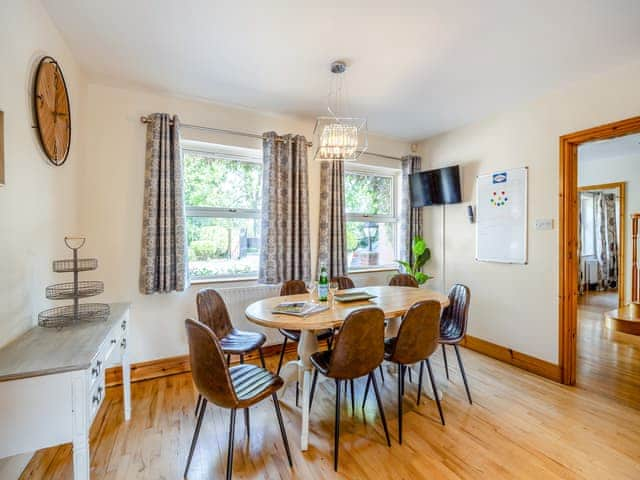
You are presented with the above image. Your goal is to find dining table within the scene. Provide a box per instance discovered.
[245,285,450,451]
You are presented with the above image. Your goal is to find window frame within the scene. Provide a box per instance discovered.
[580,193,596,258]
[344,164,401,272]
[182,140,262,282]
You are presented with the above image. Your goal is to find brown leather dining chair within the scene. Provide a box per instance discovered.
[439,284,472,404]
[362,300,445,443]
[194,289,267,420]
[309,307,391,471]
[331,275,355,290]
[388,273,419,288]
[184,319,292,480]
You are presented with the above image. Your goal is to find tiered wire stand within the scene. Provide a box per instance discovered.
[38,237,110,328]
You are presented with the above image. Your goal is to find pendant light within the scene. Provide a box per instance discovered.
[313,61,368,162]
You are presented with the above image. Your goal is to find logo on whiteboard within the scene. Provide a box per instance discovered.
[492,172,507,184]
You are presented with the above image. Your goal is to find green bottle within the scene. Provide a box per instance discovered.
[318,265,329,301]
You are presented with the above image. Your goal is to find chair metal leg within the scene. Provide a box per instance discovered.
[244,408,250,439]
[426,359,445,425]
[454,344,472,404]
[349,379,355,415]
[310,368,319,411]
[258,347,266,369]
[400,364,406,397]
[369,372,391,447]
[442,344,449,380]
[334,379,342,472]
[184,398,207,477]
[194,393,202,417]
[277,337,287,375]
[408,367,413,384]
[362,373,372,409]
[226,354,231,367]
[397,364,404,444]
[417,360,424,406]
[226,408,237,480]
[240,354,244,364]
[272,393,293,467]
[378,364,385,383]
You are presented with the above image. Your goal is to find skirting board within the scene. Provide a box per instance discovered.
[106,340,304,387]
[460,335,562,382]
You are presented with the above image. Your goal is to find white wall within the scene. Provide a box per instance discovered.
[79,83,409,363]
[0,0,86,475]
[418,60,640,364]
[579,154,640,302]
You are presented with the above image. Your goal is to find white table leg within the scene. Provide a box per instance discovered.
[297,330,318,451]
[121,338,131,421]
[71,371,90,480]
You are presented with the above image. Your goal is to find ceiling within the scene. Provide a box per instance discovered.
[579,133,640,163]
[42,0,640,140]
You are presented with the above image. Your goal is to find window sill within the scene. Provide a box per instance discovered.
[190,276,258,285]
[348,267,399,274]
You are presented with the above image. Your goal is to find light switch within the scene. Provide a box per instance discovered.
[535,218,554,230]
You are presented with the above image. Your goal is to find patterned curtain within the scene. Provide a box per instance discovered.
[317,160,347,278]
[578,193,586,295]
[139,113,187,294]
[259,132,311,284]
[595,192,618,290]
[399,155,423,265]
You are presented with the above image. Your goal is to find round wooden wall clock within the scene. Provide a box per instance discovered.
[33,56,71,166]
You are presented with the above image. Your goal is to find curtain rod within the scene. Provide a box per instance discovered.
[139,116,404,160]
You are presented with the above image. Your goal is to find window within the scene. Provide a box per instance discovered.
[183,142,262,281]
[344,166,399,270]
[580,194,595,257]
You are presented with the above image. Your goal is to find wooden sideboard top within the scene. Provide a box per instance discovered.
[0,303,130,382]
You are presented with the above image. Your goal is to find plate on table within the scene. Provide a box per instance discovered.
[334,291,377,303]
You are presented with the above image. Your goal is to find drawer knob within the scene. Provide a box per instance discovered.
[121,320,127,330]
[91,360,102,377]
[92,387,103,405]
[121,338,127,349]
[110,338,117,345]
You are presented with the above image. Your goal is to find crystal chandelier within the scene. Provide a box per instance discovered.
[313,61,367,162]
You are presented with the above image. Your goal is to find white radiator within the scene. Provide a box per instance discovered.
[218,284,282,345]
[582,258,599,287]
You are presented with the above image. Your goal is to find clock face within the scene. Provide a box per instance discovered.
[33,57,71,166]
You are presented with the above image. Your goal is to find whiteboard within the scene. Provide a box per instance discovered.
[475,167,528,264]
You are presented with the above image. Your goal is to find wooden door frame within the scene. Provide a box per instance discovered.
[577,182,626,308]
[559,115,640,385]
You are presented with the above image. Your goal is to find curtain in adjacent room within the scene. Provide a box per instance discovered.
[399,155,423,265]
[317,160,347,278]
[578,194,586,295]
[139,113,187,293]
[595,192,618,290]
[259,132,311,284]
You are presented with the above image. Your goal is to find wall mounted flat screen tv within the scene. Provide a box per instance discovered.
[409,165,462,207]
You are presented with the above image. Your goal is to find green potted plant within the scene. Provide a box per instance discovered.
[395,235,433,285]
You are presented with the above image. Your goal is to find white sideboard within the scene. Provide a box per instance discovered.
[0,303,131,480]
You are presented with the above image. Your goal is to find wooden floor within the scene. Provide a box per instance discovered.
[577,290,618,312]
[20,339,640,479]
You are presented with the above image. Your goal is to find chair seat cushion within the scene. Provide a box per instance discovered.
[279,328,333,342]
[219,329,266,354]
[230,364,283,407]
[310,349,331,375]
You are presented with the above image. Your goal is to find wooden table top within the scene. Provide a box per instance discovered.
[605,303,640,336]
[245,286,449,330]
[0,303,130,382]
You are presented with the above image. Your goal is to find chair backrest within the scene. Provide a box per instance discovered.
[280,280,307,296]
[389,300,441,364]
[331,276,355,290]
[196,288,233,338]
[327,307,385,379]
[440,284,471,341]
[185,318,238,408]
[389,273,419,288]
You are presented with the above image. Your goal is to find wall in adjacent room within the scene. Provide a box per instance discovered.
[579,153,640,303]
[79,82,409,363]
[417,60,640,364]
[0,0,87,476]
